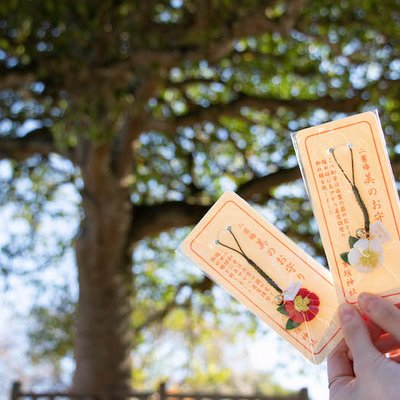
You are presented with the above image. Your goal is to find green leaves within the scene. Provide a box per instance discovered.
[349,236,358,248]
[286,319,301,331]
[340,252,349,264]
[340,236,357,265]
[276,304,289,316]
[4,0,400,391]
[277,305,301,331]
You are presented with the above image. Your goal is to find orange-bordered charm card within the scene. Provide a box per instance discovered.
[293,110,400,306]
[179,191,342,364]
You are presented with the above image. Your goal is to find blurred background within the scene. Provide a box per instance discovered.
[1,0,400,399]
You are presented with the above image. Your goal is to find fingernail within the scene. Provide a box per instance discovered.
[339,303,355,323]
[358,292,379,314]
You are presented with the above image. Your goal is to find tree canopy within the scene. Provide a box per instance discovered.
[1,0,400,396]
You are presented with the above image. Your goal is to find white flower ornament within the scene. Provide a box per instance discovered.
[347,238,384,273]
[330,145,391,274]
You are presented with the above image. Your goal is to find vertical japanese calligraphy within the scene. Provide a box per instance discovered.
[180,192,342,364]
[294,111,400,305]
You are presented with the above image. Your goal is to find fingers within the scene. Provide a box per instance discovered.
[347,318,385,361]
[365,317,384,341]
[387,349,400,363]
[374,333,400,354]
[388,354,400,363]
[347,298,400,360]
[359,293,400,342]
[339,303,382,374]
[328,339,354,390]
[328,340,354,393]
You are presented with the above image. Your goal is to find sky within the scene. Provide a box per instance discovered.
[0,170,331,400]
[0,284,330,400]
[0,143,337,400]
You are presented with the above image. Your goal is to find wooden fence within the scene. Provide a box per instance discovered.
[10,381,309,400]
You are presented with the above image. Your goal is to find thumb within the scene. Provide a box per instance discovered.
[339,303,381,375]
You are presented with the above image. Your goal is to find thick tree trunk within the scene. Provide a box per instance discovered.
[71,143,134,398]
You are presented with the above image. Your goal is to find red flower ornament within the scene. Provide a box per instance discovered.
[277,288,320,330]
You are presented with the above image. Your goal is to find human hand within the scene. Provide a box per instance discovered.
[328,293,400,400]
[347,303,400,361]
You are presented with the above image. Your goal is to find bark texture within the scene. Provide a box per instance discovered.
[4,1,398,396]
[72,141,134,398]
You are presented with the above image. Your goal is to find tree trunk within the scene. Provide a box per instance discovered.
[71,142,134,399]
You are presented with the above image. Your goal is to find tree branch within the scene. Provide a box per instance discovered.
[129,0,308,66]
[128,0,308,74]
[132,201,208,242]
[112,75,164,178]
[0,71,36,91]
[131,166,302,242]
[131,154,400,243]
[133,276,213,332]
[0,128,55,161]
[237,166,301,200]
[145,93,364,134]
[193,0,307,62]
[0,2,308,97]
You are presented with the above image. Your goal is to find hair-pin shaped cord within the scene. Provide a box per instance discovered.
[216,226,283,294]
[215,227,321,330]
[329,144,370,235]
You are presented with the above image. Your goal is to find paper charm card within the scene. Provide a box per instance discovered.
[179,191,342,364]
[293,111,400,305]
